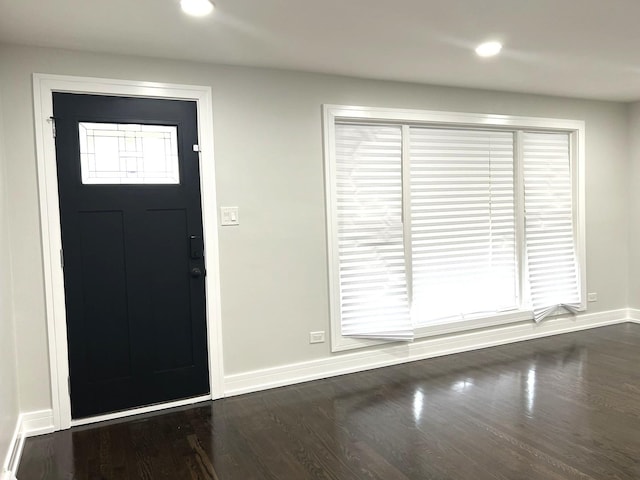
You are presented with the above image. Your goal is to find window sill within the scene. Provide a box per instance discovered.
[413,310,533,340]
[332,305,586,353]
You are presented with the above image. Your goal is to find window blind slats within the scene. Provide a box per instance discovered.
[335,124,413,340]
[410,128,517,324]
[523,132,581,322]
[329,117,583,347]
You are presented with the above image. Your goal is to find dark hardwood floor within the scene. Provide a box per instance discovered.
[18,323,640,479]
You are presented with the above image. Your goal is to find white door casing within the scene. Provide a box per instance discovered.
[32,74,225,430]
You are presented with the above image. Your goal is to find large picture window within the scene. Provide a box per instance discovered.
[324,106,586,351]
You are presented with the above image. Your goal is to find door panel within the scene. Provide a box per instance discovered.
[146,208,194,372]
[78,210,132,383]
[53,93,210,419]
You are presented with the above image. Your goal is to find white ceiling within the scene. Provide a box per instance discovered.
[2,0,640,101]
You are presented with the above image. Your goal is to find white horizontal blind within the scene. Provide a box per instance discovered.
[334,124,413,340]
[409,128,517,324]
[523,132,581,322]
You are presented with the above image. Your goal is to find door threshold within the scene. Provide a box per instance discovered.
[70,394,212,428]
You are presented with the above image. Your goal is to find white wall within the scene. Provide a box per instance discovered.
[0,87,20,472]
[0,44,630,415]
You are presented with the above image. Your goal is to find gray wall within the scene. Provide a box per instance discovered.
[0,88,20,469]
[0,44,630,415]
[628,102,640,307]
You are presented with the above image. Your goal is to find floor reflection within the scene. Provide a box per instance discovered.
[18,324,640,480]
[413,388,424,424]
[526,366,536,415]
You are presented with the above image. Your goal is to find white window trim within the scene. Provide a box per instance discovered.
[323,104,586,352]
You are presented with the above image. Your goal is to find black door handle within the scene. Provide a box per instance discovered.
[190,235,203,259]
[190,267,203,278]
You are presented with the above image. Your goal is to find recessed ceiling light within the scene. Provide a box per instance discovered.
[475,41,502,58]
[181,0,214,17]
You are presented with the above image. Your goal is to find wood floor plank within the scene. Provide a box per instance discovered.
[17,323,640,479]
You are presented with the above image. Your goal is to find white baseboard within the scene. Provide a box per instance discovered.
[1,414,22,480]
[0,471,17,480]
[627,308,640,323]
[224,308,631,397]
[12,397,209,440]
[13,308,637,445]
[0,409,57,477]
[0,409,52,480]
[21,410,55,438]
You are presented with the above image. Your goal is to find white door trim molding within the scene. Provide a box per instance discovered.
[32,73,225,430]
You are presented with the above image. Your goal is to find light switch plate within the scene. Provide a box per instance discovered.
[220,206,239,226]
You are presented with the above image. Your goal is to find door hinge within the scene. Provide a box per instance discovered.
[59,249,64,268]
[192,144,201,153]
[48,116,57,138]
[67,376,71,396]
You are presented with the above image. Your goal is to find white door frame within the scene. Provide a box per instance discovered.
[32,73,225,430]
